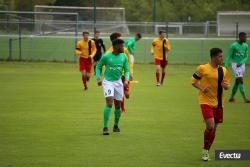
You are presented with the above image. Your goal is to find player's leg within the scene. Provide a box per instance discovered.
[102,80,115,135]
[155,59,161,86]
[86,57,93,82]
[200,104,216,161]
[229,78,239,102]
[113,80,124,132]
[160,60,167,85]
[81,70,88,90]
[237,64,250,103]
[121,76,129,112]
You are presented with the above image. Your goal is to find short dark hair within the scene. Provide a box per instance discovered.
[112,39,124,46]
[136,33,142,39]
[95,30,100,34]
[82,31,89,35]
[239,32,246,38]
[158,30,165,35]
[210,48,222,58]
[110,32,121,41]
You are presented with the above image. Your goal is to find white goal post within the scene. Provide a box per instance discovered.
[217,11,250,36]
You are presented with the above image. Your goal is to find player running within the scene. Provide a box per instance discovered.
[92,30,106,74]
[95,39,129,135]
[125,33,142,66]
[151,30,171,86]
[107,32,133,112]
[75,31,97,90]
[225,32,250,103]
[191,48,230,161]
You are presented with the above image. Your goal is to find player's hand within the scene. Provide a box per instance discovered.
[129,75,133,81]
[124,80,129,88]
[237,64,242,67]
[201,87,209,93]
[97,79,102,86]
[222,82,230,90]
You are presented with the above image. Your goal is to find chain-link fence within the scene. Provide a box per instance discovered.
[0,11,248,64]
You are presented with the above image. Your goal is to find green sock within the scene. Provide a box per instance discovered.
[103,106,112,128]
[114,107,121,126]
[239,84,247,100]
[230,80,239,99]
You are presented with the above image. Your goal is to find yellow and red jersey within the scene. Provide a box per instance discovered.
[151,38,171,60]
[191,63,230,107]
[106,47,133,75]
[75,39,97,58]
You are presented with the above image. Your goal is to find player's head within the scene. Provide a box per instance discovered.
[158,30,166,39]
[135,33,142,41]
[95,30,100,39]
[210,48,223,65]
[110,32,121,42]
[239,32,247,43]
[82,31,89,41]
[112,39,124,54]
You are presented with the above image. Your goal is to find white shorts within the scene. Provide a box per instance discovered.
[232,63,245,78]
[102,79,124,101]
[130,54,135,64]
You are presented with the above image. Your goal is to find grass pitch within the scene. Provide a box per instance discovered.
[0,62,250,167]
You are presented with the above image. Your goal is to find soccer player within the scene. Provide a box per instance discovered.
[75,31,97,90]
[95,39,129,135]
[225,32,250,103]
[92,30,106,74]
[107,32,133,112]
[151,30,171,86]
[191,48,230,161]
[125,33,142,65]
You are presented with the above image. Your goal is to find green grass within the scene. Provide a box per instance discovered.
[0,62,250,166]
[1,36,247,64]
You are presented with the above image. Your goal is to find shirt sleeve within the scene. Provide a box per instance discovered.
[151,41,155,54]
[224,44,234,68]
[191,65,203,84]
[75,41,82,56]
[241,44,249,64]
[223,67,230,85]
[95,55,105,79]
[90,40,97,58]
[166,39,171,52]
[123,55,130,81]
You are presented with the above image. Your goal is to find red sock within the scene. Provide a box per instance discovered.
[204,128,211,150]
[156,72,160,83]
[121,97,125,112]
[204,128,216,150]
[161,72,165,83]
[82,75,87,89]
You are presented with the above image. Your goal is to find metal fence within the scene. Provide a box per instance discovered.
[0,11,248,64]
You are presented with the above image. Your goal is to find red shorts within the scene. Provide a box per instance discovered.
[200,104,223,123]
[79,57,92,73]
[154,59,168,68]
[121,75,130,92]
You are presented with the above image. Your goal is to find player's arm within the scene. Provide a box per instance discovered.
[191,66,208,93]
[241,45,249,64]
[124,48,133,78]
[126,40,134,54]
[151,41,155,55]
[224,44,233,68]
[222,68,230,90]
[165,39,171,60]
[90,40,97,58]
[75,41,82,56]
[101,39,106,53]
[123,55,130,87]
[96,55,105,85]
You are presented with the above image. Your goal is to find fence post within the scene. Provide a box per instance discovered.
[8,38,12,61]
[18,19,22,61]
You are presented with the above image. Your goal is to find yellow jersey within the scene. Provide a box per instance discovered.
[191,63,230,107]
[75,39,97,58]
[151,38,171,60]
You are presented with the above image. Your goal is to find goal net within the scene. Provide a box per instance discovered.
[217,11,250,36]
[34,5,129,35]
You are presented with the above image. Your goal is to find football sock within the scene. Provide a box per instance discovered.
[82,75,87,88]
[103,106,112,128]
[239,84,247,100]
[161,72,166,83]
[230,80,239,99]
[121,97,125,112]
[114,107,121,126]
[156,72,160,83]
[204,128,215,150]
